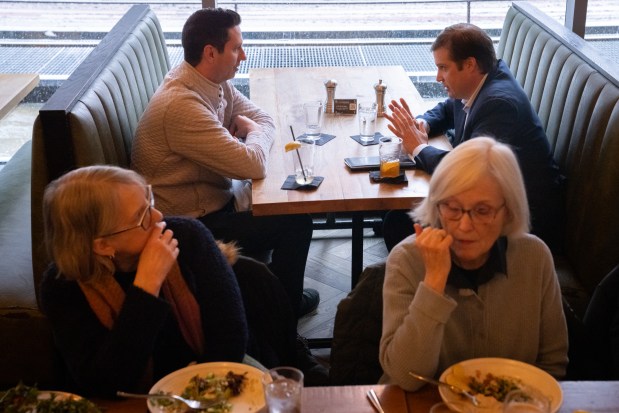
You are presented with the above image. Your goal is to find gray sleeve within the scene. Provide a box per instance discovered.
[379,240,457,391]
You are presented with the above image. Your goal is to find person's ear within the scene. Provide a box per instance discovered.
[462,56,477,71]
[93,237,115,258]
[202,44,217,63]
[464,57,477,72]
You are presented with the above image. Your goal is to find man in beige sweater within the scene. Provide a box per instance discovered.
[132,8,318,317]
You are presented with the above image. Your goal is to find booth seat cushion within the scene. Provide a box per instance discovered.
[0,141,35,308]
[0,307,59,389]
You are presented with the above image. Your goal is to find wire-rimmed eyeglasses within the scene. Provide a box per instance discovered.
[99,185,154,237]
[437,201,505,225]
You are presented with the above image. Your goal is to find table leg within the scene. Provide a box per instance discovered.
[351,211,363,288]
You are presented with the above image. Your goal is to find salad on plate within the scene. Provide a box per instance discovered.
[148,362,265,413]
[0,382,101,413]
[439,358,562,413]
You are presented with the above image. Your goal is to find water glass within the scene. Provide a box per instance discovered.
[379,136,402,178]
[262,366,303,413]
[358,102,378,142]
[503,388,551,413]
[303,100,324,140]
[291,137,315,185]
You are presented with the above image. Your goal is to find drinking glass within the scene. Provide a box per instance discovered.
[379,136,402,178]
[290,137,315,185]
[303,101,324,140]
[503,388,551,413]
[262,366,303,413]
[358,102,377,142]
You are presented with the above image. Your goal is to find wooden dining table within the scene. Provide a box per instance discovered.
[94,381,619,412]
[249,66,450,284]
[0,73,39,120]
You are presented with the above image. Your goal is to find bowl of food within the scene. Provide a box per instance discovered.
[438,358,562,413]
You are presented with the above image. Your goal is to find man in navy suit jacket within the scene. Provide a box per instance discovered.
[383,23,564,252]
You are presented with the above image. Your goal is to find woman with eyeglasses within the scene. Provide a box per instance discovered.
[39,165,249,396]
[379,137,568,391]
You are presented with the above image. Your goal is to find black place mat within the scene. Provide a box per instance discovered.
[349,132,385,146]
[369,170,408,185]
[298,133,336,146]
[281,175,324,190]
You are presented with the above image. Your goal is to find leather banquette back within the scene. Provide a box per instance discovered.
[31,5,170,303]
[497,2,619,315]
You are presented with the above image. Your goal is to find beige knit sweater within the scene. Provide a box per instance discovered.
[132,62,275,217]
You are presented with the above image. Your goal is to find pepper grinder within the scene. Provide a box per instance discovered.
[324,79,337,114]
[374,79,387,117]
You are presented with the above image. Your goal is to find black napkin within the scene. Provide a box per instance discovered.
[281,175,324,190]
[298,133,336,146]
[349,132,385,146]
[369,170,408,185]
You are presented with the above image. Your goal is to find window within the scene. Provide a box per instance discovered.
[585,0,619,65]
[0,0,613,162]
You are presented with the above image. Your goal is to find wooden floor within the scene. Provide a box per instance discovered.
[297,224,389,341]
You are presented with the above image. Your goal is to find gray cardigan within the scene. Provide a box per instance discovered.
[379,233,568,391]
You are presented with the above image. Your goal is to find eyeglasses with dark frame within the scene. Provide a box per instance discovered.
[99,185,154,237]
[437,201,505,225]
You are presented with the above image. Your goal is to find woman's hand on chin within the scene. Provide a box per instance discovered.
[134,221,179,296]
[414,223,452,294]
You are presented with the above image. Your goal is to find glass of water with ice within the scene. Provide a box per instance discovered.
[262,366,303,413]
[358,102,378,142]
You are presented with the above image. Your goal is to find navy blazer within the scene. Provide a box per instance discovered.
[417,60,565,251]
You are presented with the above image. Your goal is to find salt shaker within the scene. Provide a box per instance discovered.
[324,79,337,114]
[374,79,387,117]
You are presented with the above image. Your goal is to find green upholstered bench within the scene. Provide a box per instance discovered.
[0,4,169,389]
[31,4,170,305]
[498,1,619,318]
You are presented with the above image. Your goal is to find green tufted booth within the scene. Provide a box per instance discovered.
[0,4,170,389]
[498,2,619,318]
[30,5,170,303]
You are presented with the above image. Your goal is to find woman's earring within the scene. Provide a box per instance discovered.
[108,253,115,261]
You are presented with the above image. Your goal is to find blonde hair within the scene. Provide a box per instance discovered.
[412,137,530,236]
[43,165,146,282]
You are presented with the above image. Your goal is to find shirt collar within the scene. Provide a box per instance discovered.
[174,61,224,108]
[446,236,508,292]
[461,73,489,112]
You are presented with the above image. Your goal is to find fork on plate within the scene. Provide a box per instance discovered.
[116,390,225,410]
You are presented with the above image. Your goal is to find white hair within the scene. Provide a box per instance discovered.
[412,137,530,236]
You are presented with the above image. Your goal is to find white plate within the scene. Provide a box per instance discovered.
[438,358,562,413]
[38,391,83,402]
[148,362,265,413]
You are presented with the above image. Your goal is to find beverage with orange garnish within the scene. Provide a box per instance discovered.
[380,159,400,178]
[379,136,403,178]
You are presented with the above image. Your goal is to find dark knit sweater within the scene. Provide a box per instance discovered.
[40,216,248,397]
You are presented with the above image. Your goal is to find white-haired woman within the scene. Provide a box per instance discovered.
[379,137,568,391]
